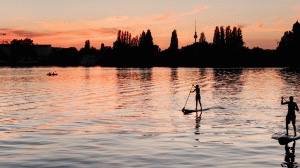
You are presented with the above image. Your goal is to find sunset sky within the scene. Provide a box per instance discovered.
[1,0,300,50]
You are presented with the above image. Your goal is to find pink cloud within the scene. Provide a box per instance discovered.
[0,28,62,38]
[180,6,209,16]
[257,23,263,29]
[125,12,177,30]
[37,12,176,36]
[234,24,248,29]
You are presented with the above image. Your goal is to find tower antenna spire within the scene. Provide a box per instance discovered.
[194,19,198,44]
[195,19,196,32]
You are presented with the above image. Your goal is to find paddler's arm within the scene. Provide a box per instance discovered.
[296,103,299,112]
[281,97,288,105]
[190,85,196,93]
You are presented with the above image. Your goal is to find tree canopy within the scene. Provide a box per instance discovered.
[11,38,34,45]
[169,30,178,50]
[213,26,244,50]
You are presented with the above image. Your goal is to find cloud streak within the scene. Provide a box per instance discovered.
[38,12,176,35]
[91,28,119,35]
[257,23,263,29]
[179,6,209,16]
[0,28,59,38]
[234,24,248,29]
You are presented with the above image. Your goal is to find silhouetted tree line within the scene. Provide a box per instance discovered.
[161,30,179,65]
[276,21,300,67]
[176,26,251,67]
[213,26,244,50]
[210,26,248,66]
[11,38,34,45]
[6,38,37,65]
[104,30,161,66]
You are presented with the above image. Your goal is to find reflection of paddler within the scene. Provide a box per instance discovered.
[190,85,202,111]
[281,141,296,168]
[281,96,299,136]
[195,111,202,134]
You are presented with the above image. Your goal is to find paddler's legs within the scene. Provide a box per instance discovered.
[196,96,198,110]
[286,115,290,136]
[196,95,202,111]
[292,118,296,136]
[196,96,201,110]
[199,96,202,111]
[286,123,289,136]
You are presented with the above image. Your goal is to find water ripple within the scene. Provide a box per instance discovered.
[0,67,296,167]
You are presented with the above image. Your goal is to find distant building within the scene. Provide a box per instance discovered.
[52,47,63,53]
[0,44,11,57]
[33,45,52,61]
[0,44,52,59]
[80,55,97,66]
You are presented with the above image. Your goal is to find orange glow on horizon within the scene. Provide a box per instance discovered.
[2,22,289,50]
[2,1,299,51]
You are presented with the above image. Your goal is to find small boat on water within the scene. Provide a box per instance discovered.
[47,72,58,76]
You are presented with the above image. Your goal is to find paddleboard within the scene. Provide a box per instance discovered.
[182,108,210,114]
[182,106,225,114]
[274,134,300,145]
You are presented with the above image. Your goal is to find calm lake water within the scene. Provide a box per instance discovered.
[0,67,300,167]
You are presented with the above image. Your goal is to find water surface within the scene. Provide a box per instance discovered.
[0,67,299,167]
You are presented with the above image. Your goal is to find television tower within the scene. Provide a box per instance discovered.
[194,19,198,43]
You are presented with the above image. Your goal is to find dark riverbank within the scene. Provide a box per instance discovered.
[0,44,290,68]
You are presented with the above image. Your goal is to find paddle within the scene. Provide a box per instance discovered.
[182,85,194,111]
